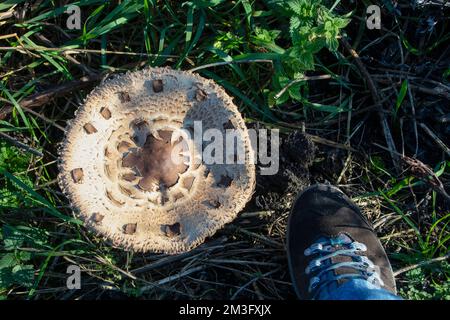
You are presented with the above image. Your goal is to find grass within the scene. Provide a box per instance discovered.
[0,0,449,299]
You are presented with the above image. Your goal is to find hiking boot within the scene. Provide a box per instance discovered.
[286,184,397,299]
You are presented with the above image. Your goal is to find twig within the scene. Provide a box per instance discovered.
[0,131,43,157]
[306,134,358,153]
[374,78,450,99]
[341,38,401,173]
[419,123,450,157]
[230,269,280,300]
[21,106,66,132]
[239,210,274,219]
[394,253,450,277]
[336,153,352,184]
[35,32,97,77]
[131,237,226,275]
[139,265,206,294]
[411,84,450,100]
[229,226,284,249]
[95,255,137,281]
[0,74,104,120]
[207,259,279,267]
[131,252,197,275]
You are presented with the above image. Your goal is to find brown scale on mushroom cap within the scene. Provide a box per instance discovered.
[58,67,256,254]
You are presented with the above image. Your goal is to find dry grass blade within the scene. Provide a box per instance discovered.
[139,265,206,294]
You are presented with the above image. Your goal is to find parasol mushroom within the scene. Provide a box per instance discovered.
[58,67,255,253]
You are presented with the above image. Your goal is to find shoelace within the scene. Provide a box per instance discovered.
[304,235,384,299]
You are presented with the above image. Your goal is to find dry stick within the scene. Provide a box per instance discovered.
[35,32,97,77]
[139,265,206,294]
[279,122,359,152]
[0,74,104,120]
[21,106,66,132]
[374,78,450,100]
[419,123,450,157]
[372,74,450,91]
[0,131,43,157]
[336,152,353,185]
[306,134,358,153]
[131,236,228,274]
[394,253,450,277]
[132,246,224,275]
[95,255,138,281]
[131,252,197,275]
[411,83,450,100]
[239,210,274,218]
[231,268,280,300]
[35,179,58,190]
[229,226,284,249]
[207,259,279,267]
[0,10,14,22]
[341,38,401,173]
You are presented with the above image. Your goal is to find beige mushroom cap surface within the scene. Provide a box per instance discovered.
[58,67,256,253]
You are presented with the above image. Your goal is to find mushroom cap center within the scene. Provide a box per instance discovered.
[122,130,188,191]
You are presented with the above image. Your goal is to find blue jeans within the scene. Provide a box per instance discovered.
[317,279,402,300]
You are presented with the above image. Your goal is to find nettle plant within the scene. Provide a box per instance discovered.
[253,0,351,106]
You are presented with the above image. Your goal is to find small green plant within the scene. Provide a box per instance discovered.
[253,0,351,106]
[0,225,45,293]
[0,143,39,295]
[399,262,450,300]
[0,141,34,208]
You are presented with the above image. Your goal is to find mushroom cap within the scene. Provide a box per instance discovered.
[58,67,256,253]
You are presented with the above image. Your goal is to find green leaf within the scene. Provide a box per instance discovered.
[288,82,303,101]
[0,268,14,289]
[3,225,49,250]
[18,251,32,262]
[241,0,253,26]
[394,79,408,118]
[387,176,415,197]
[444,68,450,79]
[0,253,16,269]
[380,190,425,247]
[251,28,285,54]
[12,265,35,288]
[3,229,25,251]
